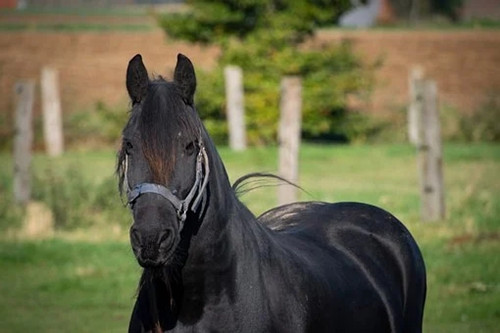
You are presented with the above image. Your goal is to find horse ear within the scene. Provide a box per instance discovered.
[126,54,149,104]
[174,53,196,105]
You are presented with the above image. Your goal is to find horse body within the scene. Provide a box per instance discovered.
[119,54,426,333]
[259,201,426,332]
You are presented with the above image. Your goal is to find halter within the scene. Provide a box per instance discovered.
[125,142,210,232]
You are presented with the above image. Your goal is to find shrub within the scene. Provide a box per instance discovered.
[30,161,129,231]
[32,163,94,229]
[194,70,228,144]
[0,163,24,232]
[440,93,500,143]
[64,101,127,149]
[0,113,13,152]
[158,0,351,43]
[461,93,500,142]
[194,37,374,144]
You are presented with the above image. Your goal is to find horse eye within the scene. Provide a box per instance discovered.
[185,141,195,155]
[125,141,133,155]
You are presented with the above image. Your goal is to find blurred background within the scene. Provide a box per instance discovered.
[0,0,499,332]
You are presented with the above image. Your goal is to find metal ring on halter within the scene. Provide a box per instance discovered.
[125,141,210,231]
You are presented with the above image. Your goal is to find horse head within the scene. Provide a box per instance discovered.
[118,54,209,268]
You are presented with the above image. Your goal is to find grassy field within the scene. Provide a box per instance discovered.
[0,143,499,332]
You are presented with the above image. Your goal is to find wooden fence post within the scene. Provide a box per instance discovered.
[13,80,35,205]
[41,66,64,156]
[417,80,445,221]
[408,66,424,145]
[224,65,246,151]
[278,76,302,206]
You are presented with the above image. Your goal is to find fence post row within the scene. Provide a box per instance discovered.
[409,67,445,222]
[278,76,302,206]
[41,66,64,157]
[13,80,35,205]
[224,65,247,151]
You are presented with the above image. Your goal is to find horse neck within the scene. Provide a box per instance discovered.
[185,134,269,275]
[198,136,254,231]
[159,134,280,325]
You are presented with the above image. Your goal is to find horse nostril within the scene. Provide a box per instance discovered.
[131,228,141,246]
[158,229,173,248]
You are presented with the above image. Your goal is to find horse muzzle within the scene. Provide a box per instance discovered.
[130,224,178,268]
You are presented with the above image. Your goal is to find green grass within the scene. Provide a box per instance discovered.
[1,143,499,331]
[0,240,138,332]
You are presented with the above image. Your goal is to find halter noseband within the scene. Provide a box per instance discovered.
[125,142,210,231]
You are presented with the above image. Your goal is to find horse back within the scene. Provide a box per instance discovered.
[259,201,426,333]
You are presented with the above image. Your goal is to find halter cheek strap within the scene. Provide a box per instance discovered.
[126,142,210,231]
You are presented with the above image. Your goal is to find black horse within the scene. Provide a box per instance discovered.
[118,54,426,333]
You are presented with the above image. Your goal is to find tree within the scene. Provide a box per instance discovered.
[161,0,351,44]
[431,0,463,22]
[159,0,377,144]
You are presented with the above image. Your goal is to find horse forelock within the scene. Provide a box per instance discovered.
[139,79,202,185]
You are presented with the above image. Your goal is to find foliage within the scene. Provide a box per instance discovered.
[1,100,126,153]
[440,93,500,143]
[31,167,130,231]
[194,69,228,144]
[195,39,377,144]
[159,0,351,43]
[0,113,12,151]
[460,93,500,142]
[32,163,93,229]
[0,161,24,231]
[431,0,464,22]
[389,0,464,22]
[0,152,130,232]
[65,101,127,149]
[159,0,377,144]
